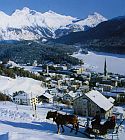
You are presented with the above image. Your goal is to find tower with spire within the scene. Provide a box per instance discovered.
[104,58,107,77]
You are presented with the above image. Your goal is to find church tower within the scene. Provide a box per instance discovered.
[46,65,49,75]
[104,58,107,77]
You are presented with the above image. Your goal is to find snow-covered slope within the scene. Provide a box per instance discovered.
[0,76,46,96]
[75,12,107,28]
[0,7,107,41]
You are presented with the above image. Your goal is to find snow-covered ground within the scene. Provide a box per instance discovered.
[73,51,125,75]
[0,76,46,96]
[22,66,42,73]
[7,61,42,73]
[0,102,84,140]
[0,101,124,140]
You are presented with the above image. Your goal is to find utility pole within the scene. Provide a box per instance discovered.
[31,94,37,118]
[34,103,37,118]
[31,92,34,110]
[4,90,6,105]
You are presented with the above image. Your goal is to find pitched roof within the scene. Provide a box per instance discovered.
[14,92,36,99]
[85,90,113,111]
[65,91,77,98]
[108,97,115,103]
[111,87,125,93]
[42,92,53,99]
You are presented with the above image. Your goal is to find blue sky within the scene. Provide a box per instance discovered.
[0,0,124,19]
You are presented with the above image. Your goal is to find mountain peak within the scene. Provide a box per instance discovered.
[12,7,38,16]
[73,12,107,29]
[47,10,57,14]
[0,8,107,41]
[88,12,107,21]
[0,11,9,17]
[20,7,32,14]
[22,7,30,12]
[93,12,102,16]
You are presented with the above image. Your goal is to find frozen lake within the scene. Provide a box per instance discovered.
[73,51,125,75]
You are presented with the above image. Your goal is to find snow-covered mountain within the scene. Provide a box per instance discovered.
[0,7,107,41]
[75,12,107,28]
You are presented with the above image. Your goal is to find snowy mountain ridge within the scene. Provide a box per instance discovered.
[0,7,107,41]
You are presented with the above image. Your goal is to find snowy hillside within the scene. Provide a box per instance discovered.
[0,7,107,41]
[0,76,46,96]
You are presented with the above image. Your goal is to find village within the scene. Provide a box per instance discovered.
[3,58,123,119]
[0,1,124,139]
[0,57,124,139]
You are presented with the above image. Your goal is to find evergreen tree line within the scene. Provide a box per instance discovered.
[0,64,44,81]
[0,41,80,65]
[81,37,125,54]
[0,92,11,101]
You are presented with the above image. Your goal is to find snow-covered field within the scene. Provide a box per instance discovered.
[0,76,46,96]
[73,51,125,75]
[0,101,124,140]
[22,66,42,73]
[0,102,85,140]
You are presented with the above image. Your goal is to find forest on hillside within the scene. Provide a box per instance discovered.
[0,41,80,65]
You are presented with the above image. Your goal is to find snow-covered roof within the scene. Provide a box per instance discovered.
[7,60,21,68]
[61,86,68,89]
[22,66,42,73]
[70,78,74,81]
[108,97,115,103]
[102,92,117,97]
[42,92,53,99]
[65,91,77,98]
[79,86,89,90]
[48,88,58,93]
[111,87,125,93]
[14,92,36,99]
[113,106,124,115]
[85,90,113,111]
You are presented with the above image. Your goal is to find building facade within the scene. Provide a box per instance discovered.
[73,90,113,118]
[13,92,38,106]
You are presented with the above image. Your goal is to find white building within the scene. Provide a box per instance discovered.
[96,83,113,92]
[39,92,53,103]
[102,87,125,101]
[73,90,114,118]
[111,87,125,103]
[63,91,78,103]
[13,91,38,106]
[108,97,115,104]
[111,87,125,94]
[46,88,58,96]
[46,88,63,100]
